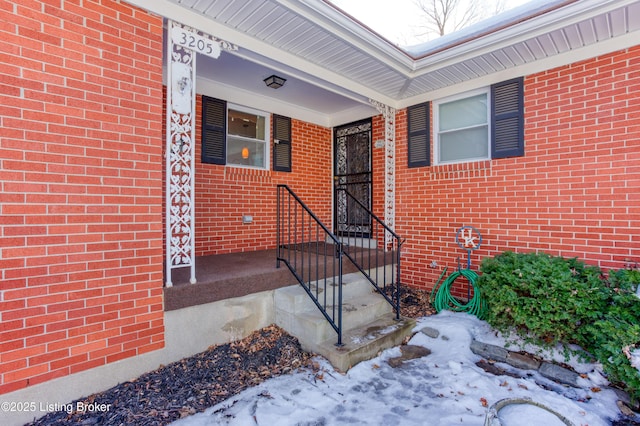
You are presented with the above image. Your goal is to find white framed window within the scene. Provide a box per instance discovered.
[406,78,524,168]
[434,88,490,164]
[226,104,270,169]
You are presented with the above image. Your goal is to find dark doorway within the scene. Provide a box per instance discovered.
[334,119,372,237]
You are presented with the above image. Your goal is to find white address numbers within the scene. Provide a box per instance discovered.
[171,26,221,59]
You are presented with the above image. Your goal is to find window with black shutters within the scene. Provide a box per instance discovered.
[428,77,524,165]
[202,97,280,170]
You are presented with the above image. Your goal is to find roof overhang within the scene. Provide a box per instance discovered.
[127,0,640,127]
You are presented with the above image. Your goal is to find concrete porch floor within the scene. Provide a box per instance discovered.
[164,247,388,311]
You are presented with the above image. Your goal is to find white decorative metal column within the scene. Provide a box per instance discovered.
[165,20,236,287]
[370,100,397,249]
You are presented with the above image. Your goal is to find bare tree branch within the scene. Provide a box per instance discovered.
[414,0,506,38]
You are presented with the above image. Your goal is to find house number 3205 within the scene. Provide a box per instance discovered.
[171,26,221,59]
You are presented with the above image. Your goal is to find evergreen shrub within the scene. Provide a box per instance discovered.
[477,251,640,400]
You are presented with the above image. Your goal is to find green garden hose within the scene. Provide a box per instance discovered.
[430,267,487,319]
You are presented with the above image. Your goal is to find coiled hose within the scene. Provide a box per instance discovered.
[430,267,487,319]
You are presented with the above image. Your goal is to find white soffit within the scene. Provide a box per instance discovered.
[130,0,640,120]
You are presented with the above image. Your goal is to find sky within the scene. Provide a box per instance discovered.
[329,0,534,47]
[171,311,634,426]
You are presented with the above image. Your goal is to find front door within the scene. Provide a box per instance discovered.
[334,119,372,237]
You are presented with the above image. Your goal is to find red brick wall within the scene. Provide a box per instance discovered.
[396,46,640,292]
[193,95,333,255]
[0,1,165,394]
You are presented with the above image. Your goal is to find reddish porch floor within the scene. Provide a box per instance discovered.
[164,247,384,311]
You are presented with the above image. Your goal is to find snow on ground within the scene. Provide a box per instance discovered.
[173,312,634,426]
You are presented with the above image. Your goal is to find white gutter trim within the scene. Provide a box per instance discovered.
[279,0,416,71]
[411,0,639,76]
[397,29,640,109]
[128,0,639,112]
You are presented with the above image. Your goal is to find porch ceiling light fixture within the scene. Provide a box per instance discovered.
[263,74,286,89]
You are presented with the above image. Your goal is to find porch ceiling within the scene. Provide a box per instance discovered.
[131,0,640,126]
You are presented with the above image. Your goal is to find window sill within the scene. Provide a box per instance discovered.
[224,167,272,183]
[429,160,493,180]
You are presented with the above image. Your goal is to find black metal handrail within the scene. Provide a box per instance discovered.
[276,184,344,346]
[334,187,404,320]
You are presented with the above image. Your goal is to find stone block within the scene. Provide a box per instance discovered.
[470,340,508,363]
[506,351,540,370]
[388,345,431,368]
[539,362,579,387]
[419,326,440,339]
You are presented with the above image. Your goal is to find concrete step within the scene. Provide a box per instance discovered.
[275,290,393,344]
[274,270,383,314]
[310,313,416,372]
[274,267,408,372]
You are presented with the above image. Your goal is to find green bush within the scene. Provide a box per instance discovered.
[579,268,640,401]
[477,251,640,401]
[477,251,606,346]
[581,314,640,401]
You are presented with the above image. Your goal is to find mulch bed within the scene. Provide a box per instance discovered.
[26,326,311,426]
[27,286,434,426]
[392,285,437,318]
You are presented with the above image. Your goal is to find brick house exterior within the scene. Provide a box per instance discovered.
[397,46,640,292]
[1,0,639,423]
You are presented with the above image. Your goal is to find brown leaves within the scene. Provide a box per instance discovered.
[384,285,437,318]
[178,406,196,418]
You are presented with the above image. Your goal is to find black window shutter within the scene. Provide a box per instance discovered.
[201,95,226,165]
[273,114,292,172]
[491,77,524,159]
[407,102,430,167]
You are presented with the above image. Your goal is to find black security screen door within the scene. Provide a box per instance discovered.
[334,119,372,237]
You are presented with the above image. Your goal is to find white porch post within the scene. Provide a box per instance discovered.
[165,20,197,286]
[370,100,396,249]
[165,21,237,287]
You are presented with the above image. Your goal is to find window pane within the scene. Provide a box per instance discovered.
[227,137,265,168]
[228,109,265,140]
[439,126,488,163]
[439,94,487,131]
[226,105,269,169]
